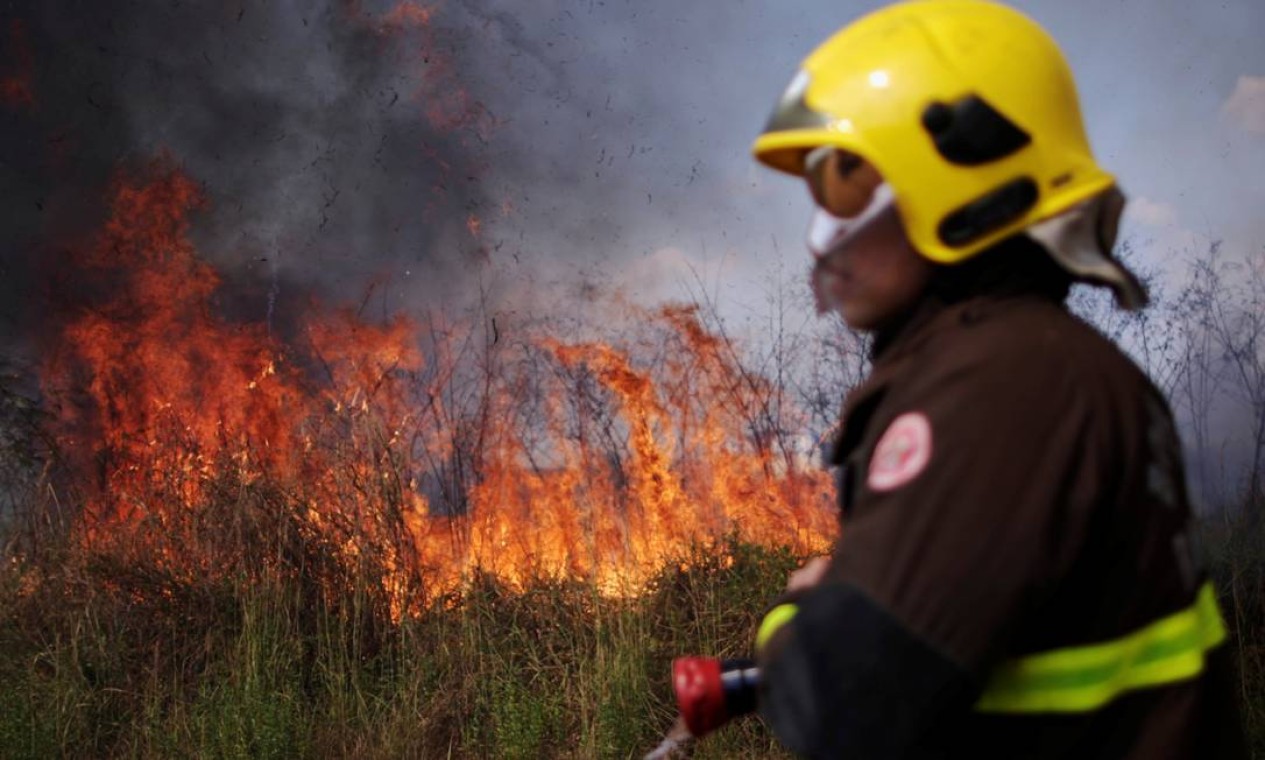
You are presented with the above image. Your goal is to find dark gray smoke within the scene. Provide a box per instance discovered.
[0,1,506,347]
[0,0,788,341]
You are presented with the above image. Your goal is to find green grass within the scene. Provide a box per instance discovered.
[1,500,1260,758]
[0,535,799,759]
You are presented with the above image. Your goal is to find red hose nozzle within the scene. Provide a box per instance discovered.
[672,656,760,737]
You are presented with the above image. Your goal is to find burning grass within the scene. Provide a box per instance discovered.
[0,160,833,756]
[37,162,835,610]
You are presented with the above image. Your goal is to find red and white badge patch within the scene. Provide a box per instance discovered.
[867,412,932,492]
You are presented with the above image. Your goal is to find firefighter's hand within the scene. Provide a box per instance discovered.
[786,556,831,593]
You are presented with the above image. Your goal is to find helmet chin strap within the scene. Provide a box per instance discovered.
[1024,186,1148,310]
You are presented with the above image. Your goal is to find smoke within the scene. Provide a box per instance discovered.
[0,1,507,350]
[0,0,809,355]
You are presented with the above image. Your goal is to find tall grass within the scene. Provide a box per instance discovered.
[11,517,1259,759]
[3,446,1264,759]
[6,500,1262,759]
[0,489,799,760]
[1201,497,1265,757]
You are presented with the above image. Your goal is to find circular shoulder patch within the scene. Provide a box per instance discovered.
[867,412,933,492]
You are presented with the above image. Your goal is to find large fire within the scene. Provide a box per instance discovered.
[27,1,837,613]
[38,163,837,612]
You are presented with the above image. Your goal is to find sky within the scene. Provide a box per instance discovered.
[1,0,1263,497]
[470,0,1265,314]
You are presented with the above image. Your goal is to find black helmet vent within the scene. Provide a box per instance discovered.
[922,96,1031,166]
[938,177,1039,247]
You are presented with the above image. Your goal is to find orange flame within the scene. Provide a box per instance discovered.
[41,163,838,612]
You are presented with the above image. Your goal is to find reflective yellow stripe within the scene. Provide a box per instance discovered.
[756,603,800,652]
[976,582,1227,713]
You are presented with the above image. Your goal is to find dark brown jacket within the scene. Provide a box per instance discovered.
[758,289,1248,759]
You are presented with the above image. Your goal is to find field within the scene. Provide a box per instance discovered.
[1,508,1262,758]
[0,519,801,759]
[1,165,1261,758]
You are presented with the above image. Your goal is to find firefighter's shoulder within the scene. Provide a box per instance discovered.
[920,294,1150,404]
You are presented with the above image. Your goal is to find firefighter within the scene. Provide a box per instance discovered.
[749,1,1249,757]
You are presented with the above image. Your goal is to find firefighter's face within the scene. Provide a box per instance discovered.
[805,149,933,332]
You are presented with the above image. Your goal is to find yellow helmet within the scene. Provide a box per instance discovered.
[752,0,1115,264]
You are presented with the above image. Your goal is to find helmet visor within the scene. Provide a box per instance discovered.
[806,181,897,259]
[804,146,884,220]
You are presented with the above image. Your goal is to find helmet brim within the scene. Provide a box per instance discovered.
[752,128,877,178]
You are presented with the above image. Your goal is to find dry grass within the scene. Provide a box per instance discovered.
[0,469,800,759]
